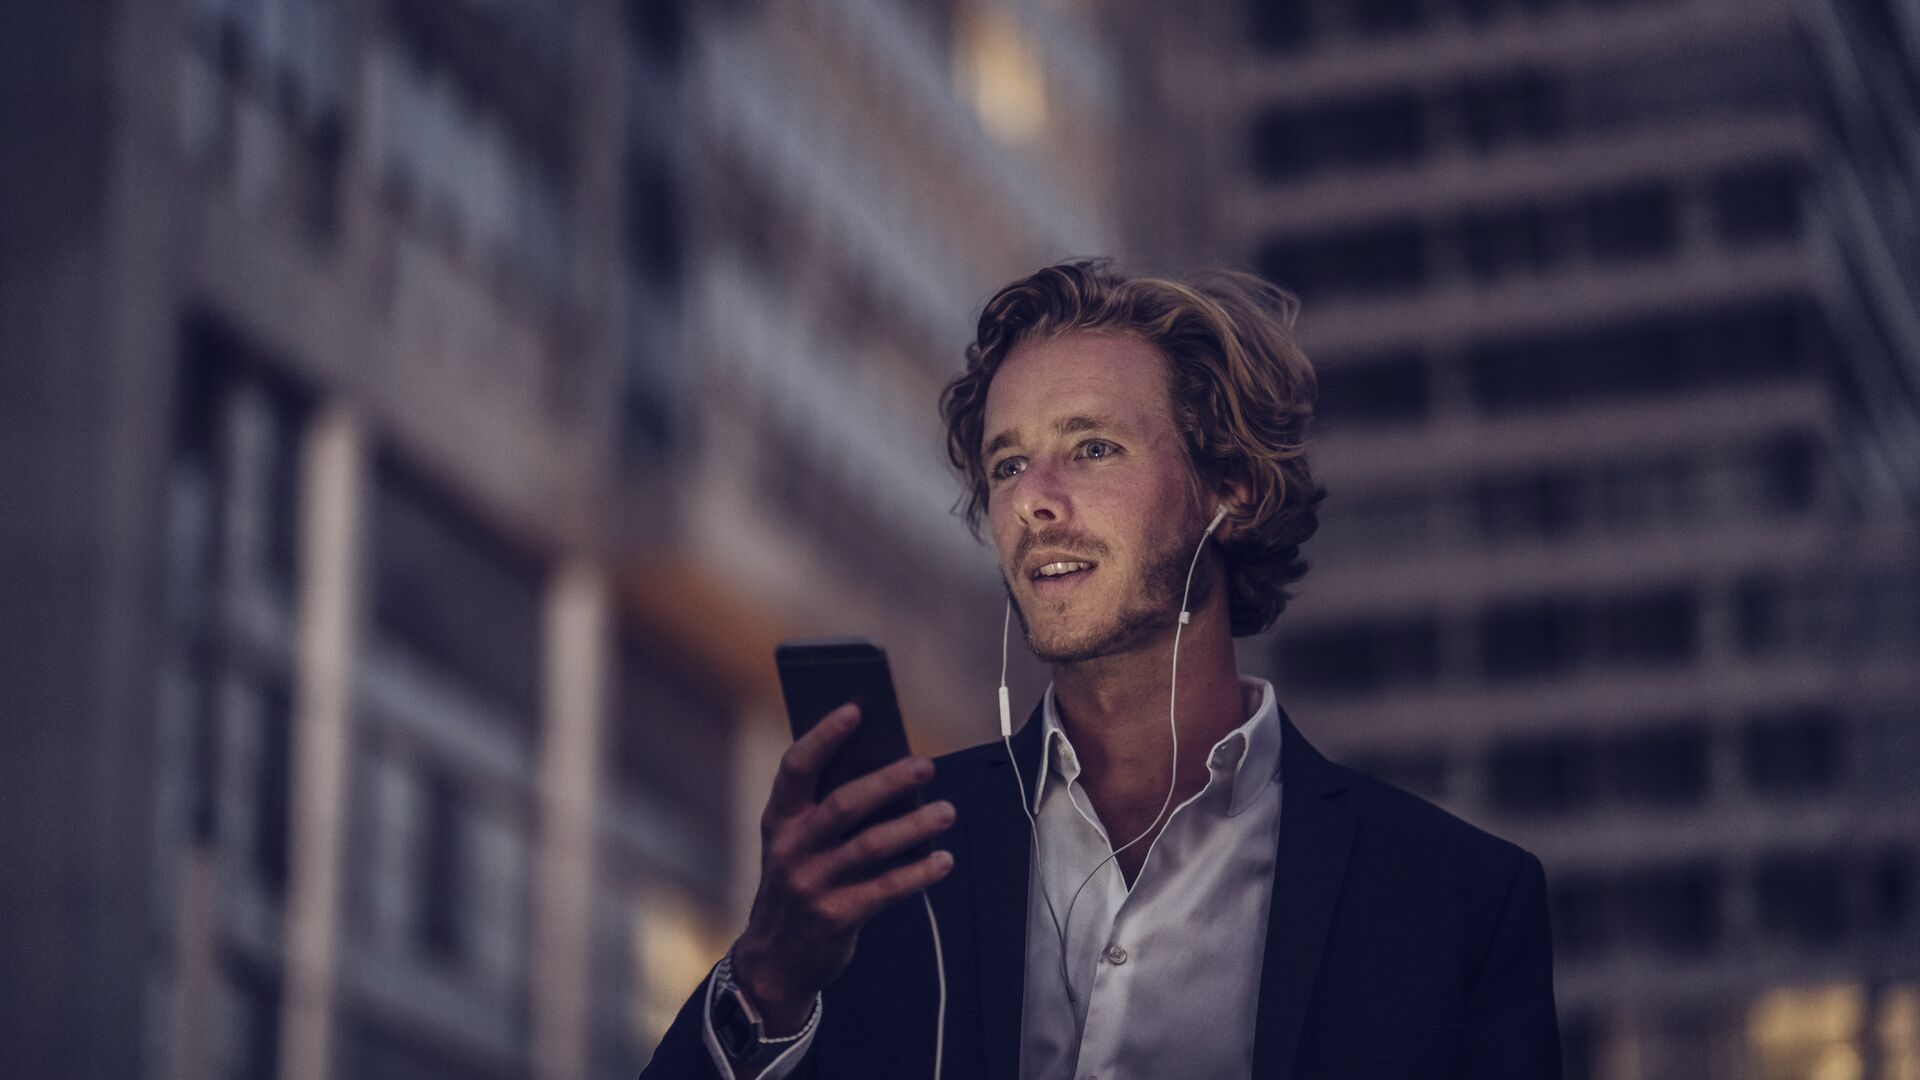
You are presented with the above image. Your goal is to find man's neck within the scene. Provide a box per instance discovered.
[1049,597,1246,876]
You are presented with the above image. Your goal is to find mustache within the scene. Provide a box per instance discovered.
[1012,529,1111,573]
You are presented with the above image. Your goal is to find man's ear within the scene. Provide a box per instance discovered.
[1213,476,1255,543]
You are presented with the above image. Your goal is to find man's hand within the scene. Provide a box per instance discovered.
[730,703,957,1035]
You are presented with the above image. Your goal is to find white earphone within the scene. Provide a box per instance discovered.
[998,502,1229,1004]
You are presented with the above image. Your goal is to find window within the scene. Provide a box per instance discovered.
[1584,183,1679,261]
[250,679,294,897]
[1314,350,1432,427]
[217,963,282,1080]
[1610,720,1709,806]
[1473,468,1583,540]
[1248,90,1427,182]
[371,462,545,726]
[1255,219,1429,301]
[1742,708,1843,796]
[417,766,466,963]
[1550,874,1613,958]
[610,622,735,892]
[1247,0,1313,52]
[1601,588,1697,665]
[1753,431,1820,512]
[1466,296,1819,415]
[1620,861,1723,953]
[1755,852,1849,944]
[1868,847,1914,933]
[1323,488,1435,553]
[1732,574,1784,653]
[1710,159,1803,245]
[1457,202,1563,282]
[1353,0,1427,36]
[1480,598,1584,680]
[1455,68,1566,152]
[1488,734,1601,814]
[1274,616,1440,696]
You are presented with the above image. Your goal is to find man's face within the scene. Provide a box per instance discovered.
[982,331,1210,664]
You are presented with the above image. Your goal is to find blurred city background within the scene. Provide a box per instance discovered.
[2,0,1918,1078]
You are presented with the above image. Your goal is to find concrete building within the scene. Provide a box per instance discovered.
[1,0,710,1077]
[658,0,1121,780]
[1165,1,1920,1077]
[1,0,1124,1078]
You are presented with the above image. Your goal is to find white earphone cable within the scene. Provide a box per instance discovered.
[1001,505,1225,1006]
[921,890,944,1080]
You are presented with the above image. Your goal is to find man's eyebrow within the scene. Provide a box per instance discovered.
[982,414,1125,459]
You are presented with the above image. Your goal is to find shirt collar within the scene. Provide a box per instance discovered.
[1031,675,1283,818]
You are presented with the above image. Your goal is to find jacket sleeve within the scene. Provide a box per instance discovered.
[637,964,820,1080]
[1458,851,1563,1080]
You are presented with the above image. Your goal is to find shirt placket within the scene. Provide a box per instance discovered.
[1064,748,1239,1080]
[1062,777,1132,1080]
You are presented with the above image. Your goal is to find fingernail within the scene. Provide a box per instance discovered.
[934,850,954,870]
[914,758,935,780]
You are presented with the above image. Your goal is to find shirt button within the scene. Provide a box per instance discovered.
[1104,943,1128,965]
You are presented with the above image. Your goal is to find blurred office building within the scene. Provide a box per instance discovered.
[1186,2,1920,1078]
[653,0,1119,760]
[0,2,1120,1080]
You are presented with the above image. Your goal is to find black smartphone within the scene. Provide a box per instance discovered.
[774,637,930,863]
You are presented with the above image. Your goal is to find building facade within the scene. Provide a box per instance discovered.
[1193,1,1920,1077]
[1,0,1123,1078]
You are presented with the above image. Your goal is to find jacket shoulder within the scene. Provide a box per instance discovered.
[1328,759,1541,878]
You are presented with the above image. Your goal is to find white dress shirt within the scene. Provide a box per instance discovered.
[705,676,1285,1080]
[1019,675,1283,1080]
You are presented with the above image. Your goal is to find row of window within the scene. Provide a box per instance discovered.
[1348,706,1849,811]
[1274,564,1920,697]
[1255,164,1804,302]
[1549,846,1916,959]
[1275,582,1702,695]
[1733,566,1920,657]
[1313,294,1823,432]
[1245,35,1805,180]
[1248,0,1678,53]
[1319,432,1822,559]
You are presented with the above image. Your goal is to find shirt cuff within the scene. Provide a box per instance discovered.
[701,963,822,1080]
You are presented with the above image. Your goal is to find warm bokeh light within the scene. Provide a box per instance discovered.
[1750,985,1864,1080]
[956,2,1049,144]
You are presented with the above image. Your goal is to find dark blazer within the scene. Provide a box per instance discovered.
[643,700,1562,1079]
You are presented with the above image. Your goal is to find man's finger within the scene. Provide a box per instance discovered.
[830,849,956,926]
[766,702,861,819]
[796,754,935,850]
[813,800,956,885]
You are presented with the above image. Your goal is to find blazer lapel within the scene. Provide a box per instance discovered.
[1250,705,1357,1079]
[964,700,1045,1080]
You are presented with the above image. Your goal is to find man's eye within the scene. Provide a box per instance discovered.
[1081,440,1116,460]
[991,457,1024,481]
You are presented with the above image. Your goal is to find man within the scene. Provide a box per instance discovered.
[641,260,1562,1079]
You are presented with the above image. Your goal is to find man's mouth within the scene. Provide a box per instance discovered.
[1033,560,1094,579]
[1030,561,1096,593]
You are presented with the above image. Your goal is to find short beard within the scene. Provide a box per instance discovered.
[1008,509,1216,665]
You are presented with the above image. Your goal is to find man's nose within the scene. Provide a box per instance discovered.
[1014,459,1067,525]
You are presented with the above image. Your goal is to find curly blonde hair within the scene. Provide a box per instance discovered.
[939,259,1327,637]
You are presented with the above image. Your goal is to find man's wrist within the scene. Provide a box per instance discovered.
[730,943,815,1036]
